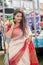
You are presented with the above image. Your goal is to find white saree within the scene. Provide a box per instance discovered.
[4,26,32,65]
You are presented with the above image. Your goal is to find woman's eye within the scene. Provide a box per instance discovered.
[17,16,22,17]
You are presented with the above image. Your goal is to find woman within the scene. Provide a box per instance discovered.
[4,10,39,65]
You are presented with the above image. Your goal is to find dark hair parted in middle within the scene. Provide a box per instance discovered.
[13,9,27,35]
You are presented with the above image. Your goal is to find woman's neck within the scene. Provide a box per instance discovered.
[14,22,20,28]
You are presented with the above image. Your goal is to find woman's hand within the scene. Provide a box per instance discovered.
[12,21,15,27]
[26,35,32,44]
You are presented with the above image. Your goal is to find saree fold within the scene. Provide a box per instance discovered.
[28,41,39,65]
[5,37,30,65]
[4,37,39,65]
[9,40,27,65]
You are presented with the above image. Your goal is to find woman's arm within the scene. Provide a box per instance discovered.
[5,23,14,39]
[25,25,32,44]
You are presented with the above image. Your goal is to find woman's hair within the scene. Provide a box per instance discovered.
[13,9,27,35]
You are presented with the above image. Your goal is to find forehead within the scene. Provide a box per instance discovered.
[15,12,22,16]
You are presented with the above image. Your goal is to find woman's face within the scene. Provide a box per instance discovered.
[14,12,22,23]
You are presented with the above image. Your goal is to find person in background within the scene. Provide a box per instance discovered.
[0,16,4,50]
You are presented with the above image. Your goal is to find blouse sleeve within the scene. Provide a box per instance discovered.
[6,24,12,32]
